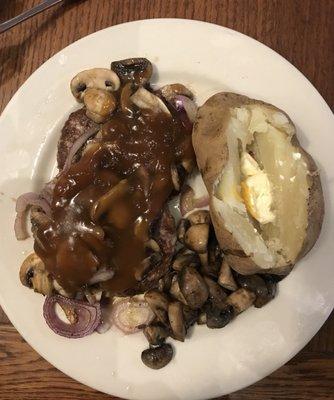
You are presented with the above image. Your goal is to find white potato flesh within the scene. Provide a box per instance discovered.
[214,104,309,267]
[213,197,277,268]
[253,123,309,264]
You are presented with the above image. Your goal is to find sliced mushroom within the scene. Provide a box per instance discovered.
[226,288,256,314]
[168,301,186,342]
[201,236,221,280]
[145,290,169,325]
[218,259,238,291]
[178,266,209,310]
[200,237,220,278]
[206,304,234,329]
[199,252,209,269]
[83,88,117,123]
[171,164,187,192]
[135,252,162,281]
[111,58,153,85]
[208,236,221,265]
[177,218,190,244]
[157,271,174,292]
[91,179,129,221]
[143,323,169,346]
[254,275,277,308]
[171,164,181,191]
[141,343,173,369]
[197,311,207,325]
[203,276,227,309]
[180,185,195,216]
[172,248,198,272]
[151,206,176,256]
[182,305,198,329]
[236,274,268,298]
[130,87,171,116]
[19,253,53,295]
[160,83,194,101]
[120,82,135,116]
[187,210,211,225]
[184,223,209,254]
[170,275,188,305]
[200,259,220,279]
[70,68,120,101]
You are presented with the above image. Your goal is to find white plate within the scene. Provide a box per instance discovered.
[0,19,333,400]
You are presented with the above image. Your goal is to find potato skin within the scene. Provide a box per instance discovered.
[193,93,281,194]
[193,92,324,275]
[225,254,293,276]
[209,196,243,254]
[296,144,324,260]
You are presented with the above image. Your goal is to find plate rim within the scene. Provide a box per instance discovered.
[0,18,333,399]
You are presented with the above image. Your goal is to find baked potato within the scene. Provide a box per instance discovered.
[193,92,324,275]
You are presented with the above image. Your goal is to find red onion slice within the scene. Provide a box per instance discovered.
[43,295,101,339]
[63,126,99,172]
[40,178,57,204]
[111,296,155,335]
[14,192,52,240]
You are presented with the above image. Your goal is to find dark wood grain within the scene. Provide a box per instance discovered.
[0,0,333,399]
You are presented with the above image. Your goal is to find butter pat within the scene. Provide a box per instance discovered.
[241,152,262,177]
[240,152,275,224]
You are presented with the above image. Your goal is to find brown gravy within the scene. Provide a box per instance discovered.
[34,103,194,294]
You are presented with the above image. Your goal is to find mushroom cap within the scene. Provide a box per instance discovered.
[141,343,173,369]
[19,253,53,295]
[111,57,153,85]
[184,223,209,253]
[70,68,121,101]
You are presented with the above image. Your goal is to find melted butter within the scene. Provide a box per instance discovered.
[35,106,194,294]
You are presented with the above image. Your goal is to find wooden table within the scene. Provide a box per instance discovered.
[0,1,333,399]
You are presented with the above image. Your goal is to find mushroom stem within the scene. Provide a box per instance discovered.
[83,88,116,123]
[145,290,169,325]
